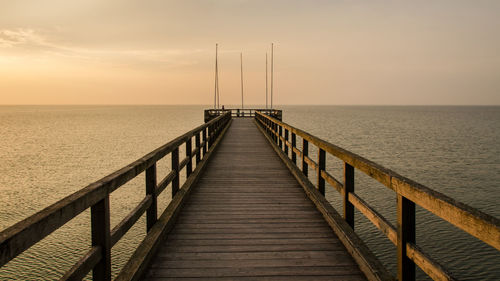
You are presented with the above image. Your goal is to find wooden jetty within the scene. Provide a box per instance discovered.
[144,118,366,280]
[1,109,499,281]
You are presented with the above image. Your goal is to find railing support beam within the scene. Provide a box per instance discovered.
[91,195,111,281]
[195,133,201,165]
[397,195,416,281]
[317,148,326,196]
[284,129,289,156]
[171,148,179,197]
[186,138,192,177]
[343,163,354,229]
[145,163,157,231]
[302,139,309,177]
[279,125,283,149]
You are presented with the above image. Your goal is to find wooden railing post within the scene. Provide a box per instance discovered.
[274,123,278,143]
[343,163,354,228]
[397,195,416,281]
[317,148,325,196]
[207,125,212,148]
[302,139,309,177]
[284,129,289,156]
[195,132,201,165]
[202,128,207,156]
[186,138,192,177]
[91,195,111,281]
[279,125,283,149]
[145,163,157,231]
[171,148,179,197]
[291,133,297,164]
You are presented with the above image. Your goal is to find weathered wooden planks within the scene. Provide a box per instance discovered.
[143,119,366,280]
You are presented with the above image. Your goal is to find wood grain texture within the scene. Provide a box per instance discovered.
[143,119,366,280]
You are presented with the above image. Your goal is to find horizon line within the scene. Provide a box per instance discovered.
[0,104,498,107]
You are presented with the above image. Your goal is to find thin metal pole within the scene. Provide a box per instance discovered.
[214,43,218,109]
[271,43,274,109]
[266,52,268,109]
[240,52,244,109]
[216,45,220,109]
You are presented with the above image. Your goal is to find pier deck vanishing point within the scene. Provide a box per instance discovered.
[144,118,366,280]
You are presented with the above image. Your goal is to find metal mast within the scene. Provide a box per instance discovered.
[240,52,244,109]
[266,53,268,109]
[271,43,274,109]
[214,44,220,109]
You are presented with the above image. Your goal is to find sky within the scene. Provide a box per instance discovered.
[0,0,499,105]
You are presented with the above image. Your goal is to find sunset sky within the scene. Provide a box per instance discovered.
[1,0,499,105]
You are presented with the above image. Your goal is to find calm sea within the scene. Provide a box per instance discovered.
[0,105,499,280]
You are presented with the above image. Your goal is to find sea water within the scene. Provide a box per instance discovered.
[0,105,498,280]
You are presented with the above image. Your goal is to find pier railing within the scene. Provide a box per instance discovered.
[255,111,500,281]
[0,111,232,281]
[204,108,281,122]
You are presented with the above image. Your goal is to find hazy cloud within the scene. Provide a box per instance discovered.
[0,28,206,69]
[0,28,45,48]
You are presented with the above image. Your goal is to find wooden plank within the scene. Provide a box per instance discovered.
[151,257,355,269]
[165,237,337,246]
[170,227,333,235]
[160,243,345,253]
[156,250,353,260]
[173,222,328,229]
[406,243,457,281]
[348,193,396,245]
[59,246,101,281]
[110,195,152,246]
[177,213,325,220]
[146,276,365,281]
[174,218,326,224]
[166,232,336,241]
[147,266,363,278]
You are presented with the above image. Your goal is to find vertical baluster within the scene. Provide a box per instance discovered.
[171,148,179,197]
[207,124,212,148]
[91,195,111,281]
[284,129,289,156]
[317,148,325,196]
[268,119,271,135]
[202,128,207,156]
[291,133,297,164]
[145,163,157,231]
[186,138,192,177]
[279,125,283,149]
[302,139,308,177]
[274,123,278,143]
[195,132,201,165]
[397,195,416,281]
[343,163,354,228]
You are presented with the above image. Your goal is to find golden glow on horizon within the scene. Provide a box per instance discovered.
[1,1,499,105]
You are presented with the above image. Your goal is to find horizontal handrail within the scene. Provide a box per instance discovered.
[255,111,499,281]
[0,111,232,280]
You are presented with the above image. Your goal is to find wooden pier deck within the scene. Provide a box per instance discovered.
[144,119,366,280]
